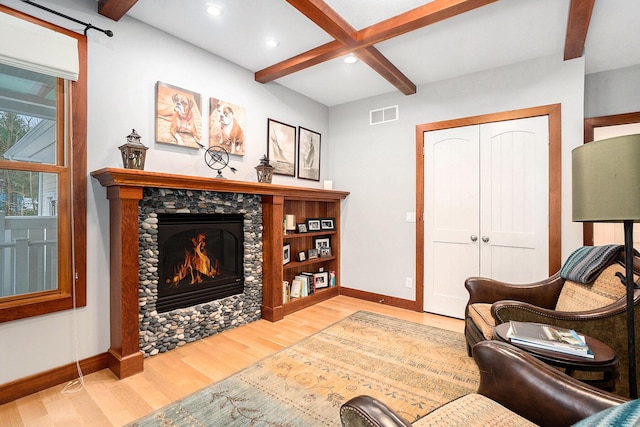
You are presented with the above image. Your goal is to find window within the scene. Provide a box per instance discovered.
[0,5,86,322]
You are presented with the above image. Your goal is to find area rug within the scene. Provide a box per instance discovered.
[127,311,480,426]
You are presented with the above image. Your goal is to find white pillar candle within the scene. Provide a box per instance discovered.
[323,180,333,190]
[285,214,296,230]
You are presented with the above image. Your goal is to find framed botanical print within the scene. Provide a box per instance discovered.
[297,127,321,181]
[267,118,296,176]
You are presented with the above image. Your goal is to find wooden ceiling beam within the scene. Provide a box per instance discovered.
[564,0,595,60]
[255,40,353,83]
[256,0,497,94]
[358,47,416,95]
[357,0,498,46]
[284,0,416,95]
[285,0,357,46]
[98,0,139,21]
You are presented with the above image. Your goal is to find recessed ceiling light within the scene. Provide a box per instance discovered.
[206,5,223,16]
[265,38,279,48]
[344,55,358,64]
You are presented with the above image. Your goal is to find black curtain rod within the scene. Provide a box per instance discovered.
[21,0,113,37]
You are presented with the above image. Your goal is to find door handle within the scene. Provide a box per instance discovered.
[482,236,490,243]
[470,235,478,242]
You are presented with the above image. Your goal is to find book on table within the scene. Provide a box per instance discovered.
[506,321,594,358]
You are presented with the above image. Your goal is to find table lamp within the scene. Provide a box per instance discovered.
[572,134,640,398]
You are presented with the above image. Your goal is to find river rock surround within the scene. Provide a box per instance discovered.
[137,188,263,357]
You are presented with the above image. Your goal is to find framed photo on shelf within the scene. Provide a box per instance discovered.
[297,223,308,233]
[308,248,319,259]
[320,247,332,258]
[307,218,321,232]
[267,118,296,176]
[314,271,330,289]
[283,243,291,265]
[297,127,321,181]
[298,251,307,262]
[320,218,335,230]
[314,236,331,251]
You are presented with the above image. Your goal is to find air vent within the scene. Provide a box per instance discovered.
[370,105,398,125]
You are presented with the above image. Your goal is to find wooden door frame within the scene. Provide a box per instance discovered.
[582,111,640,245]
[415,104,562,312]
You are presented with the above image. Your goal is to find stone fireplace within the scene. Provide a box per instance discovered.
[137,188,262,357]
[91,168,347,379]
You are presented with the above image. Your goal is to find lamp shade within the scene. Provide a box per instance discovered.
[572,134,640,222]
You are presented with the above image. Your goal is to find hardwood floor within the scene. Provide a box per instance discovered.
[0,296,464,426]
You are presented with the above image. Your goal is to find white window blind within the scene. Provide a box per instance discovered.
[0,11,79,81]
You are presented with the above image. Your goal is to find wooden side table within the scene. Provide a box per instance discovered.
[494,322,620,391]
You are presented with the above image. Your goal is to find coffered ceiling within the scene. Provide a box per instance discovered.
[97,0,640,107]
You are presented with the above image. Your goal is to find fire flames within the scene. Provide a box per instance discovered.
[166,233,219,287]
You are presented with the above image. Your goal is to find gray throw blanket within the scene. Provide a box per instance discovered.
[560,244,624,284]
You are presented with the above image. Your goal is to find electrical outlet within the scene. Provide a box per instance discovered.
[405,277,413,288]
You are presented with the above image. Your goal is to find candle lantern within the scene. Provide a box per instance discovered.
[255,155,274,183]
[119,129,148,170]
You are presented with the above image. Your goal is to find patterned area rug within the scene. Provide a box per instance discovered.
[127,311,479,426]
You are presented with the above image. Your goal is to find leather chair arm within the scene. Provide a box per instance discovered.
[492,296,633,325]
[473,341,628,427]
[340,395,412,427]
[465,273,564,309]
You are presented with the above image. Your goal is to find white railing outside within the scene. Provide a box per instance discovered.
[0,211,57,297]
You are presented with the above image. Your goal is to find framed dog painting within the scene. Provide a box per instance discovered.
[209,98,246,156]
[155,82,203,149]
[297,127,321,181]
[267,118,296,176]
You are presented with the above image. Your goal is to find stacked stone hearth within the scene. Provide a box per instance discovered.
[137,188,263,357]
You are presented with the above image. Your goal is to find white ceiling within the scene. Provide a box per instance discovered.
[125,0,640,107]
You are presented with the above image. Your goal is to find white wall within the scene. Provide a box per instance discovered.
[329,54,586,301]
[0,0,329,384]
[585,64,640,118]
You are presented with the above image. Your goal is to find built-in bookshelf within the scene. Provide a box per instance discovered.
[261,194,348,321]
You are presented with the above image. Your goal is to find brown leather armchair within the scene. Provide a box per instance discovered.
[340,341,628,427]
[464,253,640,398]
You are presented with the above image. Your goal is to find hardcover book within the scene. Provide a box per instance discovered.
[506,321,593,358]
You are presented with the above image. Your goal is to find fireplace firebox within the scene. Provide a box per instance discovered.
[156,213,244,312]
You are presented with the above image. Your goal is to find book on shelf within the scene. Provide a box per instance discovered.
[290,279,302,298]
[300,272,315,295]
[282,281,290,304]
[506,321,593,358]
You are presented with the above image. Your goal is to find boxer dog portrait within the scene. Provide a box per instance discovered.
[209,98,246,156]
[155,82,203,148]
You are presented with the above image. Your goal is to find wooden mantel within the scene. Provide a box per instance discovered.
[91,168,349,378]
[91,168,349,201]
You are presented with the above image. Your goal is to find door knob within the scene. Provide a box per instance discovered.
[482,236,490,243]
[470,235,478,242]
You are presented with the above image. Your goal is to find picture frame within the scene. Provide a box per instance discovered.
[267,118,296,176]
[297,251,307,262]
[306,218,321,232]
[297,127,321,181]
[283,243,291,265]
[297,223,308,233]
[320,218,335,230]
[209,98,246,156]
[308,248,319,259]
[313,271,329,289]
[314,236,331,251]
[155,81,203,149]
[320,247,332,258]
